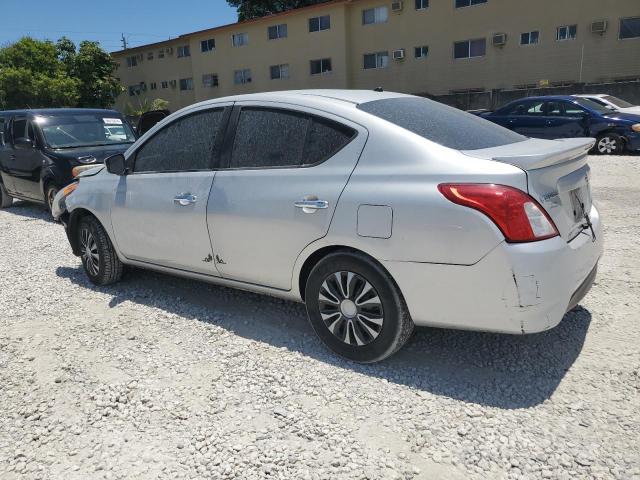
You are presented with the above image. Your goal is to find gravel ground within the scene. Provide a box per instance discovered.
[0,154,639,480]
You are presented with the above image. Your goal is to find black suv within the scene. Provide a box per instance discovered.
[0,109,137,212]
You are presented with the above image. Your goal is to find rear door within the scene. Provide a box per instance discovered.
[0,116,16,192]
[110,105,231,274]
[207,103,367,290]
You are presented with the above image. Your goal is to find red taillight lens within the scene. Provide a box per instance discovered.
[438,183,559,243]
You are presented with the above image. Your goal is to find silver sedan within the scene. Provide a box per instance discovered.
[52,90,603,362]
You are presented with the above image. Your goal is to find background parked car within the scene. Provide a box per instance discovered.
[480,95,640,155]
[574,94,640,115]
[0,109,136,211]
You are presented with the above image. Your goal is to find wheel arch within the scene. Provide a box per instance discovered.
[67,208,105,256]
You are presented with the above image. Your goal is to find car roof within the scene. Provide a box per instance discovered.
[0,108,123,116]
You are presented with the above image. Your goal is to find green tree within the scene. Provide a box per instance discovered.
[226,0,330,20]
[124,98,170,117]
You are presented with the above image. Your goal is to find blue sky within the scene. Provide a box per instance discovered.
[0,0,238,52]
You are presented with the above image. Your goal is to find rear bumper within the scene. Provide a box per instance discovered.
[383,205,603,334]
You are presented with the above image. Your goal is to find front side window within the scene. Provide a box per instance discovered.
[310,58,332,75]
[37,114,135,149]
[179,78,193,91]
[556,25,577,41]
[202,74,219,88]
[363,51,389,69]
[134,109,224,173]
[229,108,355,169]
[177,45,191,57]
[455,0,487,8]
[201,38,215,52]
[520,31,539,45]
[454,38,486,58]
[12,118,27,142]
[415,0,429,9]
[268,24,288,40]
[270,64,290,80]
[234,69,252,84]
[232,33,249,47]
[309,15,330,32]
[362,6,388,25]
[620,17,640,39]
[415,45,429,58]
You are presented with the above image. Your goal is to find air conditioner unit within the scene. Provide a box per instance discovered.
[591,20,608,34]
[492,33,507,46]
[169,80,177,88]
[391,1,403,12]
[392,48,405,60]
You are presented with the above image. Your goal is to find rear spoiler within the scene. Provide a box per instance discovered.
[462,137,595,170]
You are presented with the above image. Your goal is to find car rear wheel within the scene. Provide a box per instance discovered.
[0,182,13,208]
[595,133,624,155]
[45,184,59,213]
[77,216,123,286]
[304,252,414,363]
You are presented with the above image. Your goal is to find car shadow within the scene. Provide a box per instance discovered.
[56,264,592,410]
[3,200,56,223]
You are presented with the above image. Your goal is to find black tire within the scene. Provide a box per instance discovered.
[304,252,414,363]
[594,133,624,155]
[44,184,59,213]
[77,215,123,286]
[0,182,13,208]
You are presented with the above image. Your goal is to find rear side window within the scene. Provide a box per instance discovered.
[229,108,355,169]
[12,118,27,142]
[357,97,525,150]
[134,109,224,173]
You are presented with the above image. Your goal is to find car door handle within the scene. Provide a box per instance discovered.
[294,199,328,211]
[173,193,197,206]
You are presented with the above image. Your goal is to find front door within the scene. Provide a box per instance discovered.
[111,105,230,274]
[207,103,367,290]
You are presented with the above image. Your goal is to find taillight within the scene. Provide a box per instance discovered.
[438,183,559,243]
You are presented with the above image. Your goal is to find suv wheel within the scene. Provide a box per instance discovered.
[595,133,624,155]
[77,216,123,285]
[45,184,59,213]
[0,182,13,208]
[305,252,414,363]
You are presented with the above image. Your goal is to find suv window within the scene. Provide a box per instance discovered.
[134,109,224,173]
[358,97,525,150]
[229,108,356,169]
[12,118,27,142]
[0,118,5,145]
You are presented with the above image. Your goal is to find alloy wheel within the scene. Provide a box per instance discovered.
[318,271,384,346]
[597,136,617,154]
[80,228,100,276]
[47,187,58,211]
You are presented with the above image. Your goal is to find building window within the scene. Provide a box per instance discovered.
[177,45,190,57]
[128,85,141,96]
[150,82,157,90]
[202,74,219,88]
[520,31,540,45]
[234,69,252,84]
[270,64,290,80]
[455,0,486,7]
[147,52,154,61]
[309,15,330,32]
[201,39,215,52]
[126,56,137,68]
[620,17,640,39]
[414,45,429,58]
[268,24,288,40]
[179,78,194,90]
[158,49,165,59]
[232,33,249,47]
[415,0,429,9]
[161,81,168,89]
[556,25,577,41]
[362,7,388,25]
[310,58,332,75]
[363,51,389,69]
[454,38,486,58]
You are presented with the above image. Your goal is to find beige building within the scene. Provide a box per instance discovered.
[112,0,640,113]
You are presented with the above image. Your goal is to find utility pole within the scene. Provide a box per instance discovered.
[121,34,128,50]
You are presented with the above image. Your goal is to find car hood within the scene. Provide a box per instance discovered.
[602,111,640,123]
[619,106,640,116]
[47,143,133,164]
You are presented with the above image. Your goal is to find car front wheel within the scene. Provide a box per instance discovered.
[304,252,414,363]
[45,184,59,213]
[595,133,624,155]
[77,216,123,286]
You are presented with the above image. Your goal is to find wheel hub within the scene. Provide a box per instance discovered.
[340,299,357,318]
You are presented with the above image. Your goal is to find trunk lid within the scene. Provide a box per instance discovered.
[462,137,595,241]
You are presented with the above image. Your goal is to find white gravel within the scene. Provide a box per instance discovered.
[0,154,639,480]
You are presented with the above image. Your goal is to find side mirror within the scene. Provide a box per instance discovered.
[105,154,128,176]
[14,137,34,149]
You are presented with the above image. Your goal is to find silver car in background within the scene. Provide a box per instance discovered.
[52,90,603,362]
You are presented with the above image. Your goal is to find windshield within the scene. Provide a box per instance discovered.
[357,97,526,150]
[603,95,634,109]
[36,114,136,148]
[572,98,614,115]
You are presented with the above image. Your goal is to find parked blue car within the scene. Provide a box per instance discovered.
[480,95,640,155]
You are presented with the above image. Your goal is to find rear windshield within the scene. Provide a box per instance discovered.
[357,97,526,150]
